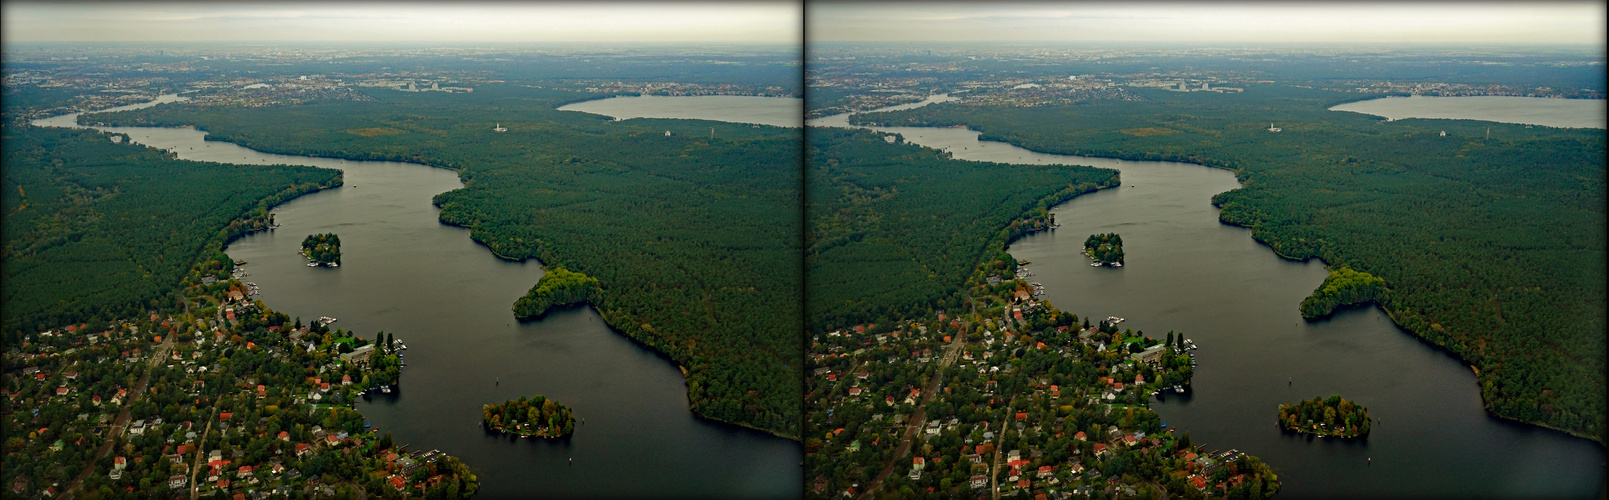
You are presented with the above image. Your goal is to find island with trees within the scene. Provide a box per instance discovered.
[301,233,342,267]
[512,266,601,319]
[90,86,805,438]
[1084,232,1125,267]
[1279,395,1372,438]
[4,109,473,497]
[856,84,1606,443]
[483,395,576,439]
[1299,267,1386,319]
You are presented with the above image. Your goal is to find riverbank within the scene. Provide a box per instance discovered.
[48,94,804,498]
[80,93,806,442]
[825,95,1604,497]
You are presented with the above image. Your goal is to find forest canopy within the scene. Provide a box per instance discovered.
[1084,233,1125,266]
[483,395,576,438]
[301,233,342,266]
[1,124,340,338]
[87,85,803,438]
[1300,267,1386,319]
[1279,394,1371,438]
[806,127,1118,331]
[513,266,601,319]
[856,85,1607,442]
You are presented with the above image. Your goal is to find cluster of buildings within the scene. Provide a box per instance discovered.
[807,270,1275,499]
[573,80,796,98]
[2,265,471,498]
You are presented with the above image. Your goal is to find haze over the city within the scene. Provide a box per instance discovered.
[809,2,1606,45]
[2,2,799,44]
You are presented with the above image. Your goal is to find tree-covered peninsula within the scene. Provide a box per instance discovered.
[483,395,576,438]
[1300,267,1386,319]
[1279,395,1372,438]
[86,85,803,438]
[301,232,342,266]
[1084,232,1125,267]
[806,127,1118,331]
[2,124,340,336]
[513,266,601,319]
[855,85,1607,443]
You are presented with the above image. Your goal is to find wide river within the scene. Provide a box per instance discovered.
[34,95,803,499]
[811,95,1605,498]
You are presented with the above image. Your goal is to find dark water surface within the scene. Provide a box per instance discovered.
[812,97,1606,498]
[35,98,803,499]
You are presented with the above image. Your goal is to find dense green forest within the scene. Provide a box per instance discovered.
[512,266,601,319]
[87,85,803,439]
[1300,267,1386,319]
[1278,395,1371,438]
[1,125,341,338]
[806,128,1119,331]
[483,395,576,438]
[1084,232,1125,266]
[301,232,342,266]
[855,85,1607,442]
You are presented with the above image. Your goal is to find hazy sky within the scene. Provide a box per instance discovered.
[810,2,1607,45]
[2,2,800,44]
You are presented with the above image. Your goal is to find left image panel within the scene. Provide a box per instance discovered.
[2,2,803,498]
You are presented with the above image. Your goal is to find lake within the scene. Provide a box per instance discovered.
[34,96,804,499]
[1329,95,1607,129]
[811,95,1606,498]
[558,95,803,128]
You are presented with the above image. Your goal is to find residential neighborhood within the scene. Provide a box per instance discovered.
[2,253,475,499]
[806,257,1279,499]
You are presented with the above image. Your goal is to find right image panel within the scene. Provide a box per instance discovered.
[803,3,1608,499]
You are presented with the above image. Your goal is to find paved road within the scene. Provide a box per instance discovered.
[990,397,1014,500]
[857,327,968,499]
[190,395,223,499]
[62,336,174,499]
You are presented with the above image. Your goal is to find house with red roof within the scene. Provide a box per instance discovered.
[1074,431,1087,441]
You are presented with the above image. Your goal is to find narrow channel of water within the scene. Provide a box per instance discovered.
[810,96,1606,498]
[34,97,803,499]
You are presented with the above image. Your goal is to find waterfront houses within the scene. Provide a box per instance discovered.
[806,271,1277,499]
[2,261,475,498]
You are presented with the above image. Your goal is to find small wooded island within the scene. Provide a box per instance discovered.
[301,232,342,267]
[1279,394,1371,438]
[1084,232,1125,267]
[483,395,576,439]
[513,266,601,319]
[1299,267,1386,319]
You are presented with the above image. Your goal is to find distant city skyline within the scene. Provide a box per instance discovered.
[809,2,1606,46]
[1,2,800,44]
